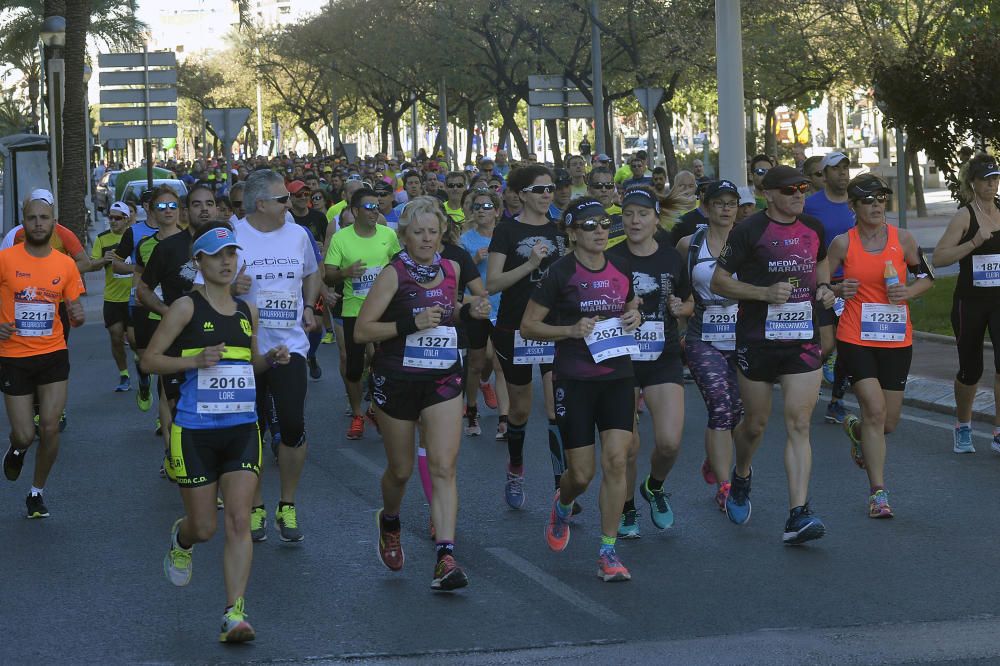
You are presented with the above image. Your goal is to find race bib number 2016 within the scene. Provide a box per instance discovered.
[196,364,256,414]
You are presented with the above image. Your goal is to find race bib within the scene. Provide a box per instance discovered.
[404,325,458,369]
[257,290,299,329]
[860,303,907,342]
[972,254,1000,287]
[765,301,813,340]
[631,320,665,361]
[702,304,737,342]
[513,329,555,365]
[351,266,382,298]
[196,364,256,414]
[585,317,639,363]
[14,301,55,337]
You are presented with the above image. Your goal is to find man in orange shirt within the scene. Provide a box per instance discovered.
[0,190,85,518]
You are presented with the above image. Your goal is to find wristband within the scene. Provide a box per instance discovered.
[303,304,315,312]
[396,315,419,337]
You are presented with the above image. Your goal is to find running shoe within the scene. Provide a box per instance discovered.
[25,492,49,519]
[250,507,268,542]
[321,331,334,344]
[822,351,836,385]
[726,468,752,525]
[480,382,498,410]
[219,597,255,643]
[617,509,640,539]
[544,490,571,552]
[715,481,731,512]
[701,458,717,485]
[346,415,364,440]
[464,411,482,437]
[597,549,631,582]
[4,444,25,481]
[365,405,380,434]
[504,466,525,509]
[783,504,826,545]
[639,477,674,530]
[992,433,1000,455]
[844,414,865,468]
[495,420,508,440]
[275,504,303,542]
[136,381,152,412]
[376,508,404,571]
[164,518,193,586]
[307,356,322,380]
[343,406,353,416]
[431,554,469,591]
[824,400,847,424]
[869,489,894,519]
[953,425,975,454]
[114,375,131,392]
[58,410,67,432]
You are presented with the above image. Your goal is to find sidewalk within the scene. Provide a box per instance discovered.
[902,333,995,422]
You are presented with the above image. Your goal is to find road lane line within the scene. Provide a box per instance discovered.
[486,547,625,624]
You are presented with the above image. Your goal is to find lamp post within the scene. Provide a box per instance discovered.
[83,64,95,226]
[40,15,66,215]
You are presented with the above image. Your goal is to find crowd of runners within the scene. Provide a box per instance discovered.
[8,142,1000,643]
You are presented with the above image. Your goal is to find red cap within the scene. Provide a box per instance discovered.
[287,180,309,194]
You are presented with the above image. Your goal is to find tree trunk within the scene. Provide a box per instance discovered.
[906,143,927,218]
[763,102,778,160]
[391,116,402,157]
[826,95,838,147]
[836,100,847,149]
[654,104,678,180]
[464,102,475,166]
[301,122,322,155]
[496,98,529,159]
[544,119,562,167]
[58,0,89,241]
[379,118,390,156]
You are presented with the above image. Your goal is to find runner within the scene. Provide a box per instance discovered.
[932,153,1000,453]
[1,189,85,518]
[145,224,289,642]
[288,179,330,379]
[828,174,933,517]
[609,187,691,537]
[86,201,133,391]
[711,165,836,545]
[355,196,491,590]
[677,181,744,512]
[486,165,569,510]
[324,187,401,439]
[521,197,640,581]
[234,169,321,543]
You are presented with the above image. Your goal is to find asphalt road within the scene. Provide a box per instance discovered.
[2,280,1000,665]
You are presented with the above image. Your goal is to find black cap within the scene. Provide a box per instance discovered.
[970,158,1000,180]
[847,173,892,200]
[554,168,571,186]
[563,197,606,227]
[621,187,660,212]
[761,165,809,190]
[703,179,740,201]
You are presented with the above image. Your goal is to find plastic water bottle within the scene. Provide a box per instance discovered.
[884,260,899,288]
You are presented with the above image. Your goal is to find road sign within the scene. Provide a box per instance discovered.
[98,69,177,87]
[100,106,177,123]
[528,75,570,89]
[99,88,177,105]
[99,124,177,142]
[633,87,665,111]
[98,52,176,68]
[529,105,594,120]
[528,90,590,106]
[203,108,251,155]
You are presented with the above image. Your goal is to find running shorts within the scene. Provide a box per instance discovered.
[837,341,911,392]
[491,327,553,386]
[102,301,130,329]
[554,376,635,449]
[467,318,493,350]
[254,354,308,447]
[371,369,463,421]
[736,342,822,384]
[0,349,70,396]
[169,422,261,488]
[633,351,684,389]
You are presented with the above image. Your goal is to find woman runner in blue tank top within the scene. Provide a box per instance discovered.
[142,224,291,643]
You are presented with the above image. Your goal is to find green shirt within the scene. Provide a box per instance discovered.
[444,202,465,225]
[326,199,349,224]
[92,230,131,303]
[324,224,401,317]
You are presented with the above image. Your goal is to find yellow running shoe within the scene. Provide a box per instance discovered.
[219,597,255,643]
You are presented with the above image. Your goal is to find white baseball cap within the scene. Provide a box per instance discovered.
[27,188,54,206]
[109,201,131,217]
[737,186,756,206]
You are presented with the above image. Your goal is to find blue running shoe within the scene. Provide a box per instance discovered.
[822,352,836,385]
[953,425,975,454]
[617,509,640,539]
[725,467,752,525]
[992,433,1000,455]
[783,504,826,545]
[504,466,526,509]
[114,375,131,392]
[639,476,674,529]
[824,400,847,424]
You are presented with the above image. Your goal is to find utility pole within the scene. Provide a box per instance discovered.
[590,0,605,155]
[715,0,747,185]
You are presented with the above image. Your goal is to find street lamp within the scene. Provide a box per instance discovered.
[83,64,95,224]
[40,15,66,215]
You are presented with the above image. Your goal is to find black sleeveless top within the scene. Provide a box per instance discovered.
[956,200,1000,301]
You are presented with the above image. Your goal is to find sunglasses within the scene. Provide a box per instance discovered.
[521,184,556,194]
[361,202,380,211]
[858,193,889,204]
[591,182,615,190]
[752,167,770,176]
[154,201,179,210]
[268,194,291,203]
[472,202,496,211]
[231,200,243,207]
[292,192,310,198]
[778,183,811,195]
[446,183,466,189]
[572,217,613,232]
[311,195,324,202]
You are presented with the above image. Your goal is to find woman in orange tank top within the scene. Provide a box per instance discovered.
[827,174,934,520]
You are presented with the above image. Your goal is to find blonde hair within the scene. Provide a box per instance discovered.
[958,153,996,204]
[398,196,449,246]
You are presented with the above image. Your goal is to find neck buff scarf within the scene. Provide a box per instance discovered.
[399,249,441,283]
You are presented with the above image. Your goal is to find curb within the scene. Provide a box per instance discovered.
[912,329,993,350]
[899,374,995,424]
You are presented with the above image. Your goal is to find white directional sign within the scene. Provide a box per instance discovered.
[98,70,177,87]
[527,74,593,122]
[98,49,177,145]
[100,106,177,123]
[98,52,176,69]
[99,88,177,105]
[99,124,178,141]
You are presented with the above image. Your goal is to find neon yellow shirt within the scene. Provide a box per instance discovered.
[324,224,401,317]
[92,229,131,303]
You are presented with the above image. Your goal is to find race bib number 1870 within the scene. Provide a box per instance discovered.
[972,254,1000,287]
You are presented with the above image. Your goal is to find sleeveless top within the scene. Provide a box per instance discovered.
[374,257,460,377]
[173,291,258,429]
[837,224,911,348]
[686,226,738,351]
[956,200,1000,301]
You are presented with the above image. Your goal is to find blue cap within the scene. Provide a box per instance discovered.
[192,226,241,256]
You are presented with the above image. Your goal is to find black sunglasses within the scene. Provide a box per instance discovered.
[858,193,889,204]
[268,194,291,204]
[572,217,613,232]
[778,183,810,195]
[591,182,615,190]
[752,167,770,176]
[472,202,495,211]
[521,184,556,194]
[446,183,466,189]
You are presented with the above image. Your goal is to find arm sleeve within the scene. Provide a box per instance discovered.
[141,242,163,287]
[114,228,134,259]
[529,264,561,310]
[716,224,750,274]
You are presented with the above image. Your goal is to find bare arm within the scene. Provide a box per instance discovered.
[353,268,402,344]
[932,207,975,267]
[140,297,199,375]
[710,264,771,302]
